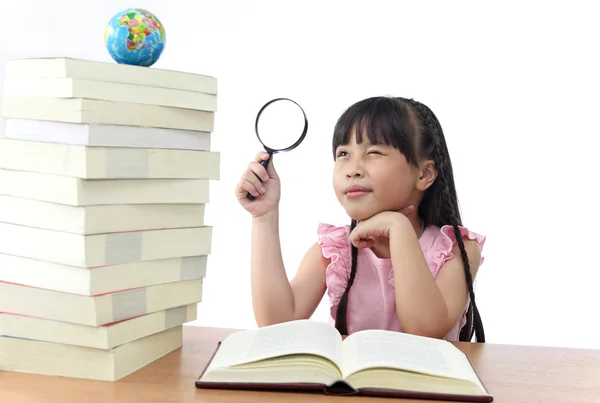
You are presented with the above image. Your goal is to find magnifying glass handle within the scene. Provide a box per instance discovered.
[246,153,272,201]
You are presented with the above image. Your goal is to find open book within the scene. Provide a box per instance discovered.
[195,320,493,402]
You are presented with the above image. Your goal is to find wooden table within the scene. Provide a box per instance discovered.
[1,325,599,402]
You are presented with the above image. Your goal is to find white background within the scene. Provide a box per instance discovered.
[1,0,598,349]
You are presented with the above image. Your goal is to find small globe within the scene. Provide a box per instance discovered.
[104,8,166,67]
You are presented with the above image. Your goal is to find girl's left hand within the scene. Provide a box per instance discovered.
[349,206,415,249]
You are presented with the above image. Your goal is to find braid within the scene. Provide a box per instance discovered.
[403,98,485,343]
[437,157,485,342]
[334,219,358,335]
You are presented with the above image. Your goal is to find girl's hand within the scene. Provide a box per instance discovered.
[235,151,281,219]
[349,207,415,249]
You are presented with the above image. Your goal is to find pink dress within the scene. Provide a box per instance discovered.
[317,222,486,341]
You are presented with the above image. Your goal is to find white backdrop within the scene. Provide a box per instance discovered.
[1,0,598,349]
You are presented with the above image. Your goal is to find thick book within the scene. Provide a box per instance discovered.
[0,278,203,326]
[195,320,493,402]
[3,118,212,151]
[0,304,196,350]
[0,253,207,296]
[0,138,220,179]
[0,195,207,235]
[0,222,212,267]
[3,77,218,112]
[0,324,183,381]
[1,97,214,132]
[0,169,210,206]
[4,57,217,94]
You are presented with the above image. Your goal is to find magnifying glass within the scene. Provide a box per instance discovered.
[246,97,308,200]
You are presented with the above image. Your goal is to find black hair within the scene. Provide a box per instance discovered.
[331,96,485,342]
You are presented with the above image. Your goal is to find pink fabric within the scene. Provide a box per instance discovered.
[317,222,486,341]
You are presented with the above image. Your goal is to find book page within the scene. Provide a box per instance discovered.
[341,330,481,385]
[206,319,343,372]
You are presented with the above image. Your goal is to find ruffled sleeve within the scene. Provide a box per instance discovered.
[429,225,486,278]
[317,222,352,307]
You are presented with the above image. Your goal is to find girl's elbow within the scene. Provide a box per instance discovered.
[255,318,273,328]
[399,317,453,339]
[254,312,296,328]
[403,324,442,339]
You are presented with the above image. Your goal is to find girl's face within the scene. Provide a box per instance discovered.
[333,131,422,222]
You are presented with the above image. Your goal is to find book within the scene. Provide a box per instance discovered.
[195,320,493,402]
[0,254,207,296]
[0,324,183,381]
[0,222,212,267]
[3,118,212,151]
[0,195,206,235]
[0,278,204,326]
[5,57,217,94]
[0,304,196,350]
[3,77,218,111]
[1,97,214,132]
[0,169,210,206]
[0,139,220,179]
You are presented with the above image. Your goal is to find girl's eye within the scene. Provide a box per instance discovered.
[368,150,382,155]
[337,151,349,157]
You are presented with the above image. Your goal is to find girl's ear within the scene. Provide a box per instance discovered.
[416,159,437,191]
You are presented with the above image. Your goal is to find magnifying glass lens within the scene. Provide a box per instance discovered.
[256,99,307,151]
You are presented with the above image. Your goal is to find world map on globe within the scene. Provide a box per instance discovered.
[104,8,166,67]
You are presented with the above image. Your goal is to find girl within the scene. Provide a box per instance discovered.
[235,96,486,342]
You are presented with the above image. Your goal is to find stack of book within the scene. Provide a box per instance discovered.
[0,57,219,381]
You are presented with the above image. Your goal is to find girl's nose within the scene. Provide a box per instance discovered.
[346,161,365,178]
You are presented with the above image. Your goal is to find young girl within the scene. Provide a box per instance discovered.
[235,96,486,342]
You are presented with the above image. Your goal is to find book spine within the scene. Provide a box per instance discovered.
[323,380,360,396]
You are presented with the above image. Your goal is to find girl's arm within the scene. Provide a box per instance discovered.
[388,216,482,338]
[251,211,329,327]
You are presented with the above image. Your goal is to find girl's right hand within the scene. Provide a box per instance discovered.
[235,151,281,218]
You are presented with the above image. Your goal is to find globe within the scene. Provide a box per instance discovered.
[104,8,166,67]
